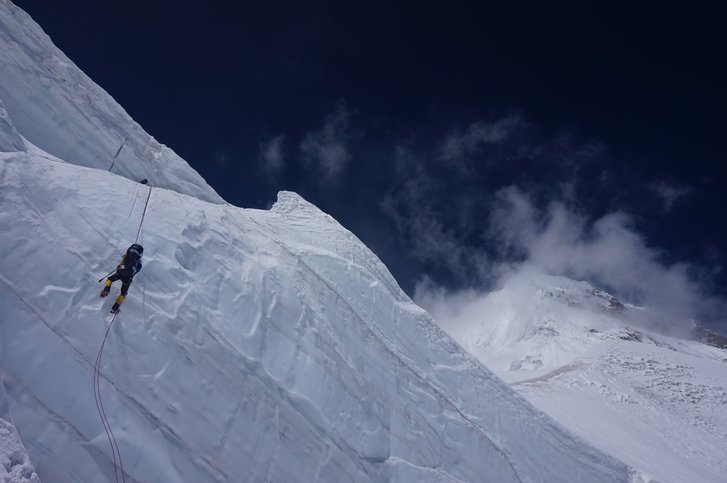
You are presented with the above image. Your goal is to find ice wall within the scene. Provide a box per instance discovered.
[0,0,223,204]
[0,144,630,481]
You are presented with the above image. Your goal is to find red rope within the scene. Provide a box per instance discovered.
[93,185,151,481]
[134,187,152,244]
[93,313,126,483]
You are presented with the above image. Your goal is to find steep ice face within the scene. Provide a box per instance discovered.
[0,145,631,482]
[0,2,633,481]
[0,98,24,153]
[0,0,223,204]
[429,268,727,482]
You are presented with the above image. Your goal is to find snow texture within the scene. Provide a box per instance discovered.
[0,1,634,482]
[0,151,631,482]
[0,99,24,153]
[0,381,40,483]
[0,419,40,483]
[433,268,727,483]
[0,0,222,204]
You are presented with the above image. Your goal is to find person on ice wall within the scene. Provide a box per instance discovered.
[100,244,143,313]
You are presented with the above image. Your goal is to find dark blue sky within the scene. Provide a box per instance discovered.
[16,1,727,328]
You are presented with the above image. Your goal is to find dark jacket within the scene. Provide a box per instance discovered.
[117,246,143,279]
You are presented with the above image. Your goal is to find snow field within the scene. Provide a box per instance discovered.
[432,269,727,482]
[0,151,630,482]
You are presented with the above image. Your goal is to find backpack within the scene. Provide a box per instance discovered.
[120,244,143,277]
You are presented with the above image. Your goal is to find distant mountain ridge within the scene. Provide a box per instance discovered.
[431,268,727,482]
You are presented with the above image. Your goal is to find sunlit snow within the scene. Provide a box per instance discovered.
[0,1,634,482]
[426,268,727,483]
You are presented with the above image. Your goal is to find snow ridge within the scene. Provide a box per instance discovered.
[431,268,727,483]
[0,149,631,481]
[0,0,223,204]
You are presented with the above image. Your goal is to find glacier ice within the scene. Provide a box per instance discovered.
[0,0,222,204]
[0,1,634,482]
[0,151,630,482]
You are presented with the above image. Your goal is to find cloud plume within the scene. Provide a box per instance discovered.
[651,181,691,212]
[440,115,522,161]
[300,101,352,180]
[415,185,725,336]
[259,134,286,179]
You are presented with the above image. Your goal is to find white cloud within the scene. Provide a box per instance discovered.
[651,181,691,211]
[415,185,722,336]
[487,186,541,257]
[381,147,492,280]
[300,101,352,179]
[493,187,707,320]
[381,115,722,335]
[440,115,522,161]
[259,135,286,178]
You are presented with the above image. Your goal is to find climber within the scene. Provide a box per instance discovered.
[100,244,143,314]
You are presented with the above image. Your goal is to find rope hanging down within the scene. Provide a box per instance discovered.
[94,185,152,483]
[135,186,152,244]
[93,313,126,483]
[107,137,127,172]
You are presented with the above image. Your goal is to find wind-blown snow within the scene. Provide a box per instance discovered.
[0,0,222,204]
[425,268,727,483]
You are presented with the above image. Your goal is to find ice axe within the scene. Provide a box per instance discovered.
[98,269,115,283]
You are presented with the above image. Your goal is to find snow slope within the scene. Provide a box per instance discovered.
[0,99,24,153]
[1,381,39,483]
[430,269,727,483]
[0,0,222,204]
[0,146,632,482]
[0,2,637,481]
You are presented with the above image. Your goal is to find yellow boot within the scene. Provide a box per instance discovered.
[100,279,112,298]
[111,295,125,314]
